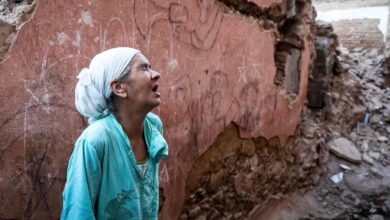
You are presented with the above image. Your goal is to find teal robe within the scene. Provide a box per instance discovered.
[61,113,168,220]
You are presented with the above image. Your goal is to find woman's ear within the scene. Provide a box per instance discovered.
[110,80,128,98]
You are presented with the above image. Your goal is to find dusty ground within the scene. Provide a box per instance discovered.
[253,47,390,220]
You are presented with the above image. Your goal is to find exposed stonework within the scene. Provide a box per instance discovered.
[221,0,314,101]
[313,0,390,11]
[180,120,327,219]
[330,19,385,52]
[244,23,390,219]
[0,0,315,219]
[307,21,338,108]
[180,0,319,219]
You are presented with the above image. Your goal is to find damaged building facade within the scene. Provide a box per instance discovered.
[314,0,390,86]
[1,0,378,219]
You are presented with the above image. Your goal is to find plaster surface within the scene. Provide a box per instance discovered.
[0,0,312,219]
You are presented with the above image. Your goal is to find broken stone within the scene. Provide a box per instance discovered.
[363,153,374,165]
[328,137,362,164]
[370,167,384,177]
[249,154,259,171]
[179,213,188,220]
[377,136,388,142]
[212,190,224,203]
[241,140,256,157]
[368,151,381,160]
[233,211,243,219]
[361,140,369,152]
[188,206,201,218]
[369,214,384,220]
[197,214,207,220]
[354,198,361,206]
[209,170,225,192]
[339,164,352,171]
[370,114,381,124]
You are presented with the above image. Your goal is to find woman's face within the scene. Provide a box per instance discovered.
[121,53,161,111]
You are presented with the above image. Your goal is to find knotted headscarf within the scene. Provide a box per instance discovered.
[75,47,140,121]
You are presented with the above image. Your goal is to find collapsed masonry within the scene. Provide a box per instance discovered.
[0,0,333,219]
[180,1,324,219]
[0,0,36,61]
[218,19,390,219]
[313,0,390,87]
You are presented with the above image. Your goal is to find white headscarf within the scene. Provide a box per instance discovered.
[75,47,140,121]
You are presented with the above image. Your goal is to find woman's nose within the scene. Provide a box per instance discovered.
[151,69,160,80]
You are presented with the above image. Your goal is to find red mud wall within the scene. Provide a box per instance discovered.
[0,0,314,219]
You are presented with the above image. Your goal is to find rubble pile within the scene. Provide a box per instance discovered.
[312,45,389,218]
[327,47,388,157]
[239,22,390,219]
[303,47,390,219]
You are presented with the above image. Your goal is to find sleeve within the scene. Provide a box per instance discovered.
[61,139,102,220]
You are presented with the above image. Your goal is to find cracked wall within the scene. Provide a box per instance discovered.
[180,121,326,219]
[0,0,315,219]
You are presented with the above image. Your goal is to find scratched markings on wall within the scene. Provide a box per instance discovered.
[0,0,314,219]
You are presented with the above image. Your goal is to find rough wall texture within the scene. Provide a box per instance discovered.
[0,0,315,219]
[307,21,338,108]
[330,19,385,52]
[313,0,390,11]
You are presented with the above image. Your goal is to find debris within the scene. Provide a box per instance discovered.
[377,136,388,142]
[363,153,374,165]
[328,137,362,164]
[369,214,384,220]
[368,151,381,160]
[330,172,343,184]
[361,141,369,152]
[370,167,384,178]
[364,113,370,124]
[339,164,352,171]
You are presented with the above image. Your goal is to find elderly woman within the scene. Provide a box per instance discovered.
[61,47,168,220]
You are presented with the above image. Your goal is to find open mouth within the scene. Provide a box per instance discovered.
[152,84,158,92]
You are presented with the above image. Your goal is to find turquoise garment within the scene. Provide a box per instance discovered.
[61,113,168,220]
